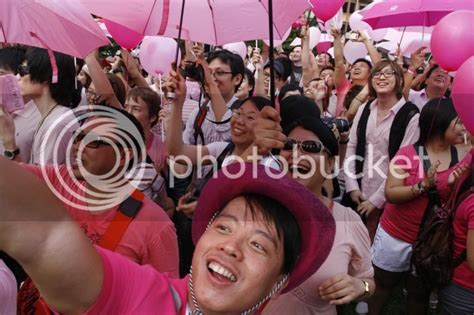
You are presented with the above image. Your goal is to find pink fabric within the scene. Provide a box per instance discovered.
[21,164,179,277]
[335,78,351,117]
[0,260,17,315]
[344,98,420,209]
[380,146,472,244]
[263,203,373,315]
[85,247,188,315]
[146,132,167,171]
[452,194,474,291]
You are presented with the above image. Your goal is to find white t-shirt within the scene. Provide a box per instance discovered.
[30,105,77,165]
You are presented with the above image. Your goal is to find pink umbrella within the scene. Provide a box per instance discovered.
[80,0,311,45]
[0,0,108,58]
[361,0,474,30]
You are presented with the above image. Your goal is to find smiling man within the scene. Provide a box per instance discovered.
[408,65,451,110]
[0,161,335,314]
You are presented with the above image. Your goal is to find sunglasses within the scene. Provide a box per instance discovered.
[73,131,113,149]
[283,138,326,154]
[17,65,30,77]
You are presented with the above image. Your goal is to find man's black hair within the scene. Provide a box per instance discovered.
[206,49,245,92]
[0,46,26,74]
[25,47,75,106]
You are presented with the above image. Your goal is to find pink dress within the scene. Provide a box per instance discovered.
[263,203,373,315]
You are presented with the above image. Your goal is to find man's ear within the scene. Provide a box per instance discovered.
[233,73,243,87]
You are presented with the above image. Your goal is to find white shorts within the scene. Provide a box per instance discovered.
[372,225,413,273]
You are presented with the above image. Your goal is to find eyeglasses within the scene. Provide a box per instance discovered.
[373,70,396,79]
[283,138,326,154]
[210,70,233,77]
[73,131,113,149]
[231,109,257,122]
[17,65,30,77]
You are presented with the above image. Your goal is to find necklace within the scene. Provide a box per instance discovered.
[30,104,58,162]
[188,266,288,315]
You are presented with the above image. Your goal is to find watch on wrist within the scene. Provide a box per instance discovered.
[4,148,20,160]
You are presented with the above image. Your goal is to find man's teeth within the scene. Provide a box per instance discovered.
[208,262,237,282]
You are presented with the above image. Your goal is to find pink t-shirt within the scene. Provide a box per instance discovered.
[263,203,373,315]
[452,194,474,291]
[335,78,351,117]
[146,132,167,171]
[380,146,472,244]
[85,247,188,315]
[22,164,179,277]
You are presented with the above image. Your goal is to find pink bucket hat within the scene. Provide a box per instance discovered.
[192,162,336,293]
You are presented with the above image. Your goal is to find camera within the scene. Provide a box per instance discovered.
[322,117,350,133]
[350,32,359,41]
[182,62,204,82]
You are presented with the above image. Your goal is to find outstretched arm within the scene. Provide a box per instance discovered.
[0,158,103,313]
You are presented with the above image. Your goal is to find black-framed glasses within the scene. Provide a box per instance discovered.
[373,70,396,79]
[72,131,113,149]
[283,138,325,154]
[210,70,233,77]
[17,65,30,77]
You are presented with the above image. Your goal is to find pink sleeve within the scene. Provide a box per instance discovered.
[399,113,420,147]
[348,218,374,279]
[344,104,365,194]
[143,222,180,278]
[0,260,17,315]
[85,247,176,315]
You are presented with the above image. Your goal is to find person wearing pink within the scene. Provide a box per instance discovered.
[14,107,179,313]
[0,260,16,315]
[253,114,374,314]
[343,60,420,242]
[370,98,470,314]
[439,154,474,314]
[0,159,336,315]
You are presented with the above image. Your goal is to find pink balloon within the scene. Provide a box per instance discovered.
[430,11,474,72]
[103,19,143,50]
[139,36,180,76]
[310,0,345,22]
[452,56,474,135]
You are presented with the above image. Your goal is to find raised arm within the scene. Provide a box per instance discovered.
[166,68,209,164]
[121,49,149,88]
[403,47,426,99]
[0,158,103,313]
[85,52,122,108]
[301,26,313,88]
[354,30,381,65]
[331,27,346,89]
[198,59,228,121]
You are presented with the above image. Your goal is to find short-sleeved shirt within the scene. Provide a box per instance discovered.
[0,100,40,161]
[21,164,179,276]
[380,146,472,244]
[182,97,236,145]
[0,260,17,315]
[452,194,474,291]
[30,105,77,165]
[263,203,373,315]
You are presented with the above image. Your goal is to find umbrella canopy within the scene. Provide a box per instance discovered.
[0,0,108,58]
[80,0,311,45]
[361,0,474,30]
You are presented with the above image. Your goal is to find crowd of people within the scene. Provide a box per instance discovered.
[0,11,472,315]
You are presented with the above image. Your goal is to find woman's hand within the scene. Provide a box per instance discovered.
[448,163,470,187]
[319,274,366,305]
[423,160,440,189]
[176,192,197,216]
[0,107,16,148]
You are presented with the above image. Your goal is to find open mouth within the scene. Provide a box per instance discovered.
[289,164,311,175]
[376,82,389,88]
[208,261,237,283]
